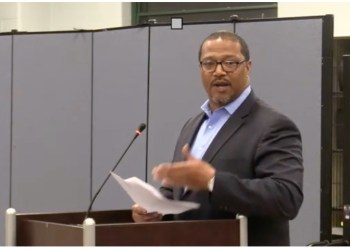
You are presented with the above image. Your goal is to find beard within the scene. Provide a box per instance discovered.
[210,93,235,109]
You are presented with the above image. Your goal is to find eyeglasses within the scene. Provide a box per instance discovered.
[200,59,247,73]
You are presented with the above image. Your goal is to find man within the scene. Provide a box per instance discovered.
[132,31,303,246]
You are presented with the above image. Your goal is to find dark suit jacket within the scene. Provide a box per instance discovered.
[160,91,304,246]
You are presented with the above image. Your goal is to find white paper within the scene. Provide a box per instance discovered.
[111,172,200,215]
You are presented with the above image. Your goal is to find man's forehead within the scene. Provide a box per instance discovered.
[203,38,240,48]
[202,39,242,54]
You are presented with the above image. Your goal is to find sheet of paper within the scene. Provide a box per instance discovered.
[111,172,200,215]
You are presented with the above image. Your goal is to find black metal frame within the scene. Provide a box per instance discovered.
[320,14,334,241]
[342,55,350,242]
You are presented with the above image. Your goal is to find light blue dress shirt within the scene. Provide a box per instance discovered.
[190,85,252,159]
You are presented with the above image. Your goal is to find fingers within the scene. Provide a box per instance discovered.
[181,143,197,161]
[132,203,147,214]
[152,158,216,191]
[131,204,162,223]
[152,167,172,188]
[153,164,184,188]
[152,144,213,189]
[152,164,170,182]
[152,143,195,183]
[153,163,189,189]
[182,144,195,160]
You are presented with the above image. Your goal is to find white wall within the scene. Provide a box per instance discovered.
[18,3,51,32]
[278,2,350,37]
[48,2,130,31]
[0,2,131,32]
[0,2,18,32]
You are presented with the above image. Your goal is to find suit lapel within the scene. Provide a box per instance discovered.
[181,113,208,149]
[174,113,207,200]
[177,92,257,200]
[172,113,206,166]
[180,113,247,199]
[202,91,257,163]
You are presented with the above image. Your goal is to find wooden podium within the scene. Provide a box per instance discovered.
[5,209,247,246]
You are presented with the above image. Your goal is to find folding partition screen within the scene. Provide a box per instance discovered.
[0,15,332,245]
[235,17,332,246]
[0,36,12,246]
[92,27,148,210]
[11,33,93,213]
[146,16,332,245]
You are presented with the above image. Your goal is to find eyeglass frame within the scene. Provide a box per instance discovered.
[199,59,247,73]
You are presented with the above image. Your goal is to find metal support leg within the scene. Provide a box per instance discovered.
[5,208,16,246]
[83,217,96,246]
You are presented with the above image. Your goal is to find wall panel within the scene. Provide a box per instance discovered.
[92,27,148,210]
[0,35,12,245]
[236,18,323,245]
[11,33,92,212]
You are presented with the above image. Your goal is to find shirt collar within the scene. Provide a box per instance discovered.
[201,85,252,117]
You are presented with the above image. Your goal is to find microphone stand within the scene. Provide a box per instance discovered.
[83,123,146,246]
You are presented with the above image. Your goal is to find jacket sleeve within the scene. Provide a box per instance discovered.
[211,115,304,219]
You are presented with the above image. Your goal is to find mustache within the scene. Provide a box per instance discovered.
[211,79,230,86]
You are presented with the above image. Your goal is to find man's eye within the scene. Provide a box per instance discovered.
[203,61,215,66]
[224,61,236,66]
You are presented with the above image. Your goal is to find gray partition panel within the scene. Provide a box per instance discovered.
[236,19,323,245]
[148,23,233,187]
[0,36,12,245]
[92,28,148,210]
[2,16,329,245]
[12,33,92,213]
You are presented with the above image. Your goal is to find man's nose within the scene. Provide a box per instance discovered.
[213,63,226,75]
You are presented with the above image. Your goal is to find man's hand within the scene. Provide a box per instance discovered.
[131,204,162,222]
[152,144,215,191]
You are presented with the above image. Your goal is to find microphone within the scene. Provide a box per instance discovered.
[85,123,146,219]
